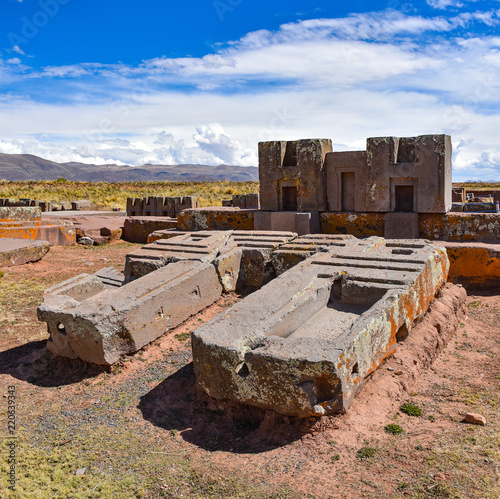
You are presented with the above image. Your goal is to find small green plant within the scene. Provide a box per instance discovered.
[400,402,423,417]
[384,423,403,435]
[415,444,423,450]
[428,415,436,422]
[468,300,481,308]
[331,454,340,462]
[356,447,376,459]
[397,482,408,490]
[0,270,4,279]
[174,332,190,341]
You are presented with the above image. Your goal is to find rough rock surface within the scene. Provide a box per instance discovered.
[38,261,222,365]
[193,237,450,417]
[0,238,50,267]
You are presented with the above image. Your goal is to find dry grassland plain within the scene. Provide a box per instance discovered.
[0,180,260,210]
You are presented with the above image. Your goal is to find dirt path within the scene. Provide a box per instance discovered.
[0,242,498,498]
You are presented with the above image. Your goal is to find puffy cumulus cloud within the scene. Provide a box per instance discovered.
[193,123,255,165]
[454,146,500,180]
[150,124,256,166]
[0,123,257,167]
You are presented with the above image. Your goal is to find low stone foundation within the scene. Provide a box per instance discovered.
[321,212,500,243]
[0,207,76,246]
[177,207,255,231]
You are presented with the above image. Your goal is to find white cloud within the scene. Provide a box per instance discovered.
[427,0,464,9]
[0,123,257,167]
[1,9,500,179]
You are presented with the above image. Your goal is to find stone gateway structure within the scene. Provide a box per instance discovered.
[257,135,452,238]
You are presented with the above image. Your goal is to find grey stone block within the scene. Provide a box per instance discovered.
[384,212,419,239]
[193,237,449,417]
[38,261,222,365]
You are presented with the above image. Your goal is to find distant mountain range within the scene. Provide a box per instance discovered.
[0,153,259,182]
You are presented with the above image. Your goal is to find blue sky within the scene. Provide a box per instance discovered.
[1,0,500,180]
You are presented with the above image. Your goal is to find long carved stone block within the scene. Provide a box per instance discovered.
[192,238,449,417]
[38,261,222,365]
[125,231,232,278]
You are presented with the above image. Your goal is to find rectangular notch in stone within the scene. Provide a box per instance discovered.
[395,185,414,212]
[341,172,356,211]
[282,142,298,167]
[396,141,416,163]
[281,186,298,211]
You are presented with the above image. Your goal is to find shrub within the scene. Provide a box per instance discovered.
[400,402,423,417]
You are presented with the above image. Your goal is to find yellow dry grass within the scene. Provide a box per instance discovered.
[0,180,260,210]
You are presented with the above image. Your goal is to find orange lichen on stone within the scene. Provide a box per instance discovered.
[177,208,255,231]
[439,242,500,285]
[420,213,500,243]
[320,213,385,237]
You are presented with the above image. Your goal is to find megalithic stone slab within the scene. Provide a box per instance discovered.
[125,231,232,278]
[192,238,449,417]
[38,261,222,365]
[215,231,298,291]
[0,238,50,267]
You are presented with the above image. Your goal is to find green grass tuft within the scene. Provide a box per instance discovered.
[357,447,376,459]
[384,423,404,435]
[401,402,423,417]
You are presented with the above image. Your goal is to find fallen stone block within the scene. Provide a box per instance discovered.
[125,231,232,278]
[0,206,76,246]
[72,216,124,244]
[438,241,500,288]
[0,238,50,267]
[93,266,126,289]
[215,231,297,291]
[193,237,449,417]
[38,261,223,365]
[0,207,42,222]
[71,200,92,211]
[147,230,189,243]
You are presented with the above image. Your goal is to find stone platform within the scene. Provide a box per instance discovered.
[192,237,449,417]
[123,217,177,244]
[0,207,76,246]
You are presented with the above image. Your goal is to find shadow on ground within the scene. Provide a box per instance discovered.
[0,340,105,387]
[138,362,313,454]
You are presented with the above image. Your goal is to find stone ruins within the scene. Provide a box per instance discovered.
[256,135,452,238]
[31,133,500,416]
[193,238,448,417]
